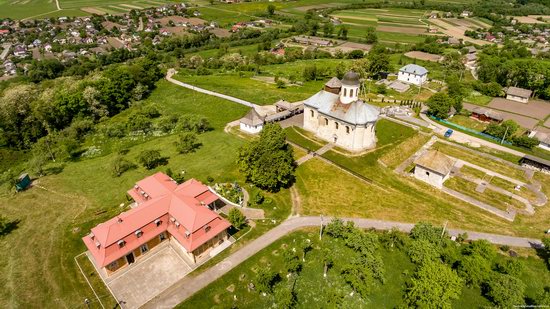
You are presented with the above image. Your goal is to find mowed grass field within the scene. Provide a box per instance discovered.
[286,119,550,239]
[0,0,176,19]
[0,80,293,308]
[330,8,432,44]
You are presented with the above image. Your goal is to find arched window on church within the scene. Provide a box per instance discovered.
[335,122,339,130]
[350,89,354,97]
[343,88,347,97]
[310,110,314,117]
[324,118,329,125]
[346,126,350,134]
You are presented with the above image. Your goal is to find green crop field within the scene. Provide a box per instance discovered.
[330,7,433,44]
[0,0,176,20]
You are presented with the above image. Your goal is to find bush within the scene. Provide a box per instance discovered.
[255,268,279,294]
[102,122,127,138]
[228,207,246,229]
[156,115,179,133]
[253,191,265,205]
[111,155,136,177]
[512,135,540,149]
[174,132,201,154]
[127,114,153,133]
[137,149,167,169]
[176,115,211,133]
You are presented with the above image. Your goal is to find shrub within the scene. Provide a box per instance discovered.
[127,114,153,133]
[255,268,279,294]
[177,115,211,133]
[111,155,136,177]
[137,149,166,169]
[103,122,127,138]
[228,207,246,229]
[174,132,201,154]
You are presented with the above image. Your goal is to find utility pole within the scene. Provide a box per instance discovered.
[441,220,448,238]
[501,125,509,144]
[319,215,324,240]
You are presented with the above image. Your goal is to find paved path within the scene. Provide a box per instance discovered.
[381,115,421,131]
[166,69,258,108]
[296,143,334,166]
[419,112,526,157]
[142,216,543,309]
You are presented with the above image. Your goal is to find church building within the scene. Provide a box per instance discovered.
[303,71,380,152]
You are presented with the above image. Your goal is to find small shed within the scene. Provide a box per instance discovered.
[414,150,455,188]
[15,173,31,191]
[506,87,532,104]
[239,108,265,134]
[471,107,503,123]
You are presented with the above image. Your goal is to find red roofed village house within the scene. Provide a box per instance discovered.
[83,172,231,275]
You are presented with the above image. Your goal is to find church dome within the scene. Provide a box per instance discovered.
[341,71,360,86]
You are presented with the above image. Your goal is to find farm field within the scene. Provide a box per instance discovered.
[0,80,292,308]
[0,0,176,20]
[329,8,432,44]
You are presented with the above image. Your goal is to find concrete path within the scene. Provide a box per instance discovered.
[442,186,516,221]
[419,112,526,157]
[166,69,258,108]
[296,143,334,166]
[142,216,543,309]
[381,115,421,131]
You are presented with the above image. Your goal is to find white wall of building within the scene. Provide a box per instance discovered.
[413,165,447,188]
[397,71,427,86]
[538,142,550,151]
[506,94,528,104]
[239,122,263,134]
[303,106,377,151]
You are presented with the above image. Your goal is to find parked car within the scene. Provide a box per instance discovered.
[444,129,454,138]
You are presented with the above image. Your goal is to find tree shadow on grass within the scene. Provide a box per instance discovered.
[0,219,21,237]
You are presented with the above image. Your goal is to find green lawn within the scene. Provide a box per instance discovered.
[444,176,524,211]
[450,114,488,132]
[0,80,291,308]
[432,141,529,182]
[174,70,327,105]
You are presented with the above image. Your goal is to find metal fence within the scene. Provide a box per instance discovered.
[430,115,512,145]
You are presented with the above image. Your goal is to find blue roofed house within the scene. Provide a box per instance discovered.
[398,64,428,86]
[303,71,380,152]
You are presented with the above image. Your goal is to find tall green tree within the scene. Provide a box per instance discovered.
[365,27,378,44]
[426,93,453,119]
[484,273,526,307]
[404,261,464,308]
[237,123,295,192]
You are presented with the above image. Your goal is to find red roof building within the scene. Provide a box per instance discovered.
[83,173,231,275]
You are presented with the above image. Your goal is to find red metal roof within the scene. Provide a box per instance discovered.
[83,173,231,267]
